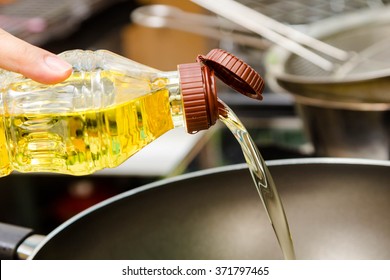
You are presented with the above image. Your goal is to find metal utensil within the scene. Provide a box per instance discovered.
[190,0,350,71]
[130,4,271,50]
[132,3,346,71]
[265,13,390,159]
[191,0,390,76]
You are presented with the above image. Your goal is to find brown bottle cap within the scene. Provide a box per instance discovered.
[178,63,217,134]
[178,49,264,134]
[198,49,264,100]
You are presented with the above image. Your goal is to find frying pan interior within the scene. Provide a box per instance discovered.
[30,159,390,259]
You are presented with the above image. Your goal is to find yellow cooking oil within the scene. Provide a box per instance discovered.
[0,116,11,176]
[0,70,177,176]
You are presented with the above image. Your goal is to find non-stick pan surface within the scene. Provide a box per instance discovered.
[29,158,390,259]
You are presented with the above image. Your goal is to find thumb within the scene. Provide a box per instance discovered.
[0,29,72,84]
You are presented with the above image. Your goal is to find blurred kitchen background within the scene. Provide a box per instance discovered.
[1,0,389,233]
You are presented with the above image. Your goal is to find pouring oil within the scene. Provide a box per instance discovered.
[1,48,294,259]
[218,100,296,260]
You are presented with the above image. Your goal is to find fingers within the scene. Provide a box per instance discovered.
[0,28,72,84]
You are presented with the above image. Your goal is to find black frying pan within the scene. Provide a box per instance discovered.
[1,158,390,259]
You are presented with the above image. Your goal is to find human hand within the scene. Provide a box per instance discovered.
[0,28,72,84]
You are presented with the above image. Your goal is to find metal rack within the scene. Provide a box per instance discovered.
[235,0,390,25]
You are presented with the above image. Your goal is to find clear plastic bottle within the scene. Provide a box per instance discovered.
[0,49,263,177]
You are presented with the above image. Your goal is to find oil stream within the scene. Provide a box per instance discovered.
[218,100,296,260]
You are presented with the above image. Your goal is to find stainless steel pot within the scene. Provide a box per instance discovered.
[266,11,390,159]
[1,158,390,260]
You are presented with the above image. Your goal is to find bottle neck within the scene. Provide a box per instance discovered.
[160,71,185,128]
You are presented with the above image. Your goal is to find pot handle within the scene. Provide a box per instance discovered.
[0,222,34,260]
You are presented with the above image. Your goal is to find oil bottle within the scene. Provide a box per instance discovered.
[0,49,263,176]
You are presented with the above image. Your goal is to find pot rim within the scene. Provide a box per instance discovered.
[291,94,390,110]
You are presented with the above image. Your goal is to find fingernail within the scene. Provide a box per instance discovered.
[44,55,72,73]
